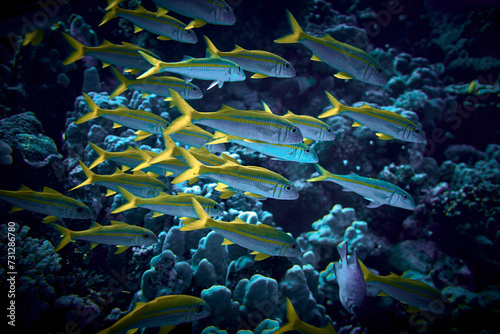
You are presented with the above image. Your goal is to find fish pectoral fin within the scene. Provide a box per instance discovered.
[366,201,383,209]
[10,206,22,213]
[221,238,234,245]
[334,72,354,80]
[310,54,322,62]
[158,325,176,334]
[183,76,193,83]
[352,121,363,127]
[375,133,394,140]
[157,36,172,41]
[186,18,207,30]
[43,215,59,224]
[115,245,130,254]
[105,189,117,197]
[251,251,271,261]
[251,73,269,79]
[91,243,99,249]
[207,80,222,90]
[244,192,266,198]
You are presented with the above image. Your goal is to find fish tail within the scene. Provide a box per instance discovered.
[112,186,141,213]
[88,142,109,169]
[274,10,307,44]
[206,131,232,145]
[163,89,198,135]
[337,241,348,262]
[75,93,102,124]
[203,35,220,58]
[100,5,119,26]
[179,198,211,231]
[62,32,86,65]
[306,164,332,182]
[50,223,74,252]
[273,298,302,334]
[319,91,344,118]
[357,259,376,283]
[136,51,163,79]
[171,147,206,184]
[105,0,125,11]
[70,161,97,191]
[109,67,130,98]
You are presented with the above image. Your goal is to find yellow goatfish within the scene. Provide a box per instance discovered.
[96,295,210,334]
[0,185,93,223]
[320,91,425,143]
[180,198,302,261]
[51,221,157,254]
[274,10,387,86]
[204,35,295,79]
[358,260,451,313]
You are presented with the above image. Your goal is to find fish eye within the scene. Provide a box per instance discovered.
[237,66,242,71]
[327,128,332,132]
[285,63,290,68]
[377,68,382,73]
[291,244,296,249]
[196,304,204,313]
[213,205,218,209]
[76,207,84,213]
[290,127,297,134]
[193,87,197,90]
[403,195,408,199]
[224,6,230,12]
[186,30,191,34]
[285,185,292,191]
[143,234,149,239]
[415,129,420,133]
[305,148,311,153]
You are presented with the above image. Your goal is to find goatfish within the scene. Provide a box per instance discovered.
[149,0,236,29]
[136,51,246,90]
[281,109,335,142]
[76,93,170,141]
[307,164,415,210]
[170,125,226,152]
[70,161,169,198]
[100,4,198,44]
[320,92,425,143]
[203,36,295,79]
[96,295,211,334]
[51,220,157,254]
[209,131,318,163]
[273,298,337,334]
[180,198,302,261]
[172,147,299,200]
[274,10,387,86]
[358,260,451,313]
[61,32,158,74]
[164,89,303,144]
[334,242,366,316]
[109,67,202,99]
[0,185,93,223]
[112,186,223,218]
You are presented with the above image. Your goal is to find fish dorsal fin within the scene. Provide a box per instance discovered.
[90,221,102,228]
[285,110,295,116]
[322,34,338,42]
[217,104,236,112]
[221,154,240,165]
[43,187,63,195]
[256,223,274,229]
[232,217,246,224]
[135,5,148,13]
[206,48,219,59]
[176,193,196,197]
[114,167,124,174]
[359,103,372,109]
[182,55,194,61]
[232,44,245,52]
[110,220,127,225]
[133,302,146,311]
[132,169,147,176]
[155,7,169,17]
[261,101,273,113]
[19,185,32,191]
[101,39,114,47]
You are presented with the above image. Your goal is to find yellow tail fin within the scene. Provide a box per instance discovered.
[62,32,86,65]
[88,142,109,169]
[70,161,97,191]
[105,0,125,10]
[179,198,210,231]
[319,91,344,118]
[306,164,331,182]
[273,10,307,44]
[51,223,74,251]
[203,36,220,57]
[100,6,119,26]
[163,89,197,135]
[109,67,131,98]
[75,93,102,124]
[136,51,163,79]
[357,259,376,283]
[111,186,141,213]
[171,147,205,184]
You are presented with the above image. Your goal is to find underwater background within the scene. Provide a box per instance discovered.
[1,0,500,333]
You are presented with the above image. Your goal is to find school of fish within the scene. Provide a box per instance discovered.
[0,1,452,333]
